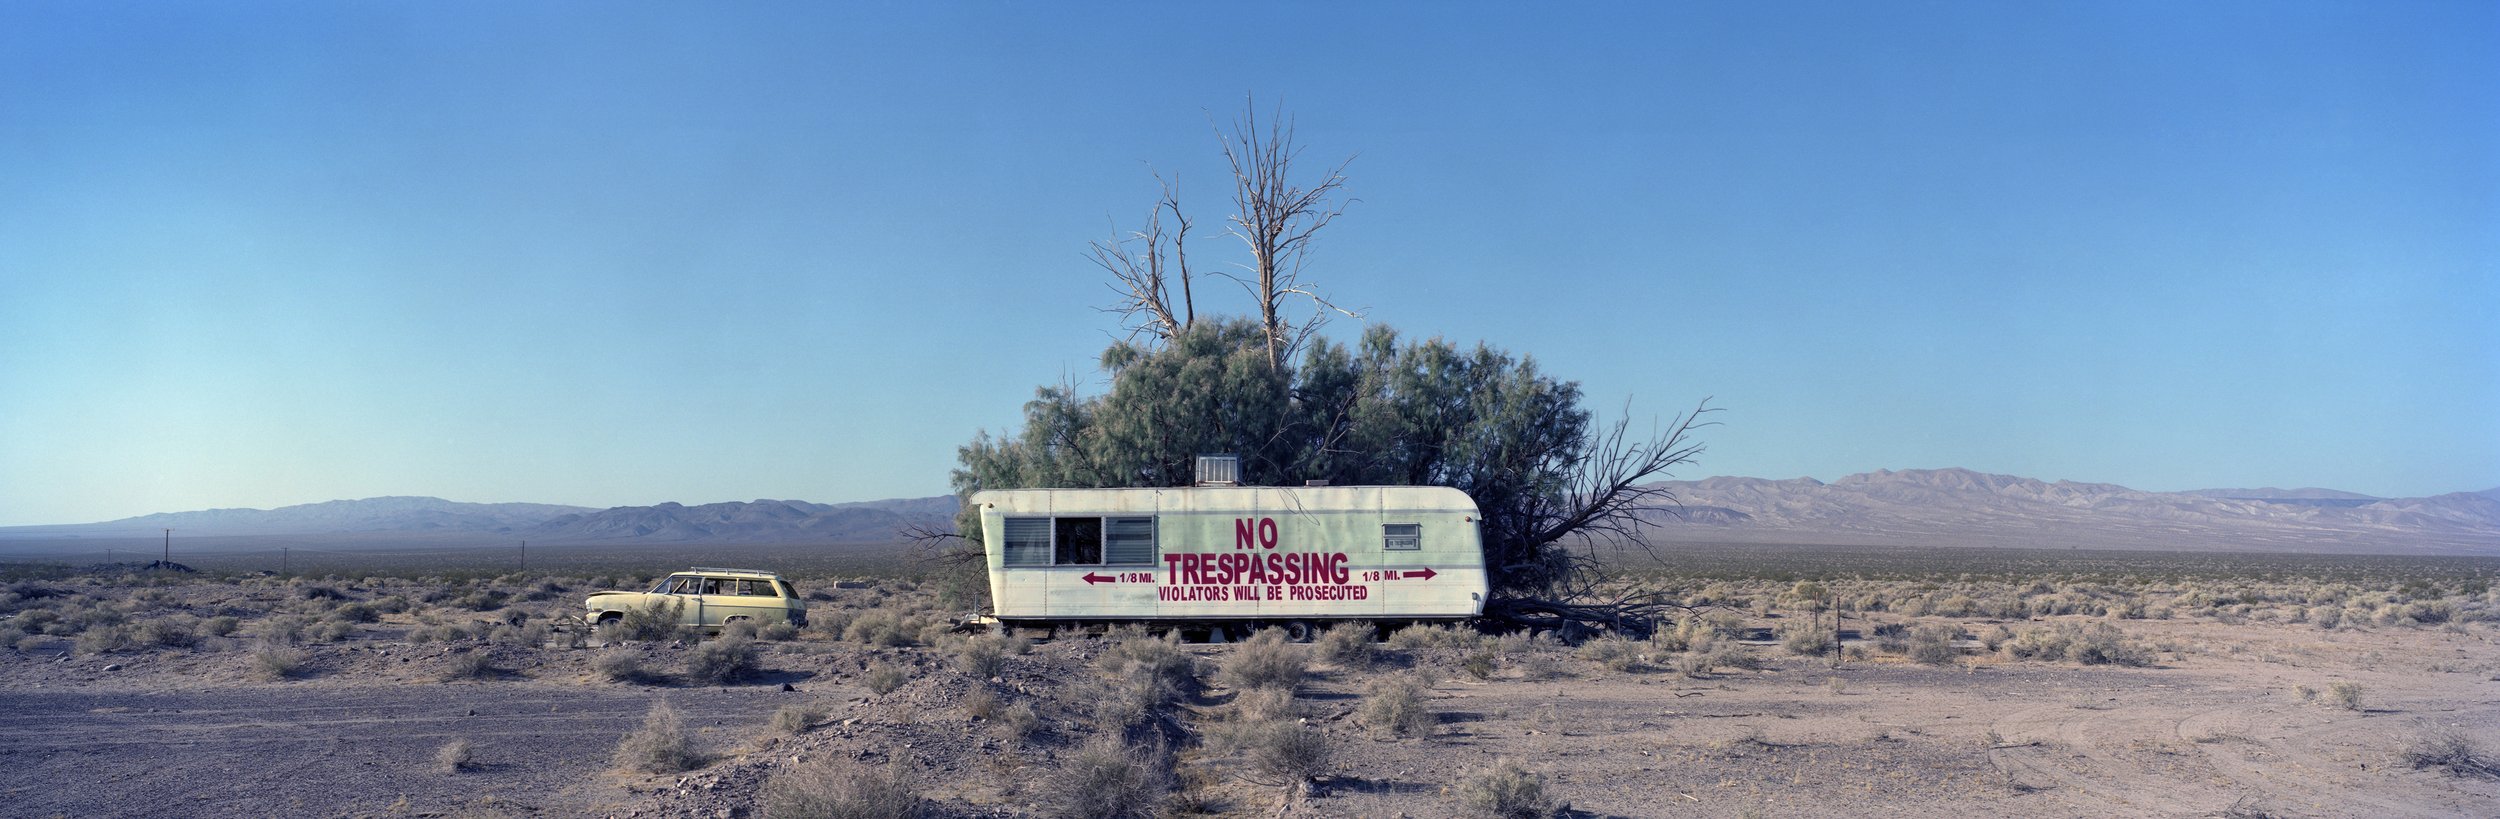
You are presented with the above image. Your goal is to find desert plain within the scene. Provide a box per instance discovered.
[2,543,2495,818]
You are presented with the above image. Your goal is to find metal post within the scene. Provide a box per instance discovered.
[162,528,171,568]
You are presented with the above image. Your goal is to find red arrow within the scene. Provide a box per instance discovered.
[1402,567,1437,580]
[1081,572,1116,585]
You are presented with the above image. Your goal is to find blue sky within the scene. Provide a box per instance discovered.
[3,1,2493,526]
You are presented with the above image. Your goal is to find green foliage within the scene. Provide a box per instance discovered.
[953,318,1654,597]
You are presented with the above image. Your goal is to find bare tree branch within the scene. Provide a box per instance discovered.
[1215,94,1356,370]
[1090,171,1198,344]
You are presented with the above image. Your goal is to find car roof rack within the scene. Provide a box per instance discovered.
[687,567,778,576]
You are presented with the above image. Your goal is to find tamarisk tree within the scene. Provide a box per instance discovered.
[937,102,1712,636]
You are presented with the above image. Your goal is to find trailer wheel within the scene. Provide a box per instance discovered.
[1282,621,1315,643]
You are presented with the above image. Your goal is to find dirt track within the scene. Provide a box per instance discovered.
[0,682,794,818]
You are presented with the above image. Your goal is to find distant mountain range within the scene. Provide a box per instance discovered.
[1639,468,2500,554]
[4,469,2495,555]
[0,495,960,545]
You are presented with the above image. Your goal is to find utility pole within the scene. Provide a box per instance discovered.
[162,528,172,569]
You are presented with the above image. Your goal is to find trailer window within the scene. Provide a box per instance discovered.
[1054,517,1103,565]
[1383,523,1421,551]
[1105,517,1155,565]
[1004,517,1051,566]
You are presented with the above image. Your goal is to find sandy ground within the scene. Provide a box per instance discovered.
[2,580,2495,818]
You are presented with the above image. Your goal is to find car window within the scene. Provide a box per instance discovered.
[776,580,797,599]
[698,578,724,595]
[651,576,683,594]
[741,579,770,596]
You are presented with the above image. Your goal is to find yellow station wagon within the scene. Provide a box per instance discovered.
[585,567,807,630]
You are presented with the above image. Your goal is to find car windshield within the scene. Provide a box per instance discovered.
[649,576,690,594]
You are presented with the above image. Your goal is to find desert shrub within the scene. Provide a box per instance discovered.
[2069,623,2154,667]
[1229,687,1299,725]
[455,589,509,612]
[843,610,912,647]
[686,636,760,685]
[1460,644,1499,680]
[2328,681,2365,711]
[1242,719,1331,783]
[1979,624,2013,651]
[1218,629,1307,691]
[1779,620,1834,657]
[329,602,379,623]
[251,641,310,680]
[593,649,659,684]
[613,700,704,774]
[1675,651,1715,678]
[2399,600,2458,626]
[1456,757,1558,819]
[771,703,828,735]
[135,617,198,648]
[310,620,358,643]
[435,738,477,773]
[759,621,800,641]
[1099,629,1197,694]
[998,701,1043,743]
[1386,623,1477,650]
[1907,625,1959,666]
[506,621,552,647]
[611,599,686,642]
[1361,674,1435,738]
[298,584,345,601]
[203,615,241,637]
[440,650,497,681]
[863,662,909,695]
[952,633,1026,678]
[1707,645,1765,672]
[722,620,761,641]
[75,623,132,655]
[1493,633,1563,680]
[1576,634,1643,671]
[2005,625,2072,661]
[2404,728,2499,779]
[2309,606,2343,629]
[1092,670,1183,745]
[962,686,1001,720]
[761,757,928,819]
[1048,735,1172,819]
[1313,622,1377,669]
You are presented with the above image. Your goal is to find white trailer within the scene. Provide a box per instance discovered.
[970,484,1488,637]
